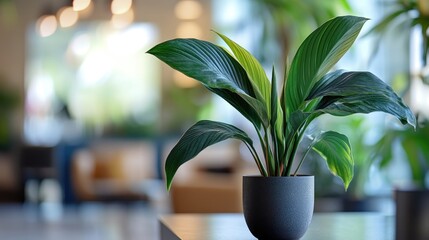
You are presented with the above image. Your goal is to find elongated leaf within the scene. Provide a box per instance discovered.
[216,32,271,114]
[307,70,345,98]
[209,87,268,128]
[269,67,283,167]
[165,120,252,190]
[147,38,266,128]
[290,110,311,133]
[285,16,367,118]
[270,67,285,158]
[308,71,416,127]
[287,110,320,151]
[270,67,278,127]
[312,131,354,189]
[147,39,255,96]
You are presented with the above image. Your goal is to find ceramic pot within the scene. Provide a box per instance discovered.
[395,188,429,240]
[243,175,314,240]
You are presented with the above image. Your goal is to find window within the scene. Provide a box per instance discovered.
[25,22,159,144]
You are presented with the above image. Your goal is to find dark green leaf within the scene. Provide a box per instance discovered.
[290,110,311,132]
[165,120,252,190]
[209,87,268,128]
[285,16,367,118]
[312,131,354,189]
[148,38,267,128]
[270,67,278,127]
[147,38,255,96]
[216,31,271,113]
[308,71,416,127]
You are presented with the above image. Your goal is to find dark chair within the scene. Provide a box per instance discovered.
[19,145,56,202]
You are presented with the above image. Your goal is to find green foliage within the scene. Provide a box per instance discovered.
[148,16,416,190]
[164,120,254,189]
[374,121,429,188]
[285,16,367,118]
[311,131,354,189]
[365,0,429,189]
[316,114,374,198]
[365,0,429,66]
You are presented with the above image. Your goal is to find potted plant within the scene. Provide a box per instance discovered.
[366,1,429,239]
[148,16,415,239]
[373,120,429,240]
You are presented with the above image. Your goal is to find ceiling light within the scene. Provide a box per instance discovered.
[58,6,79,28]
[111,8,134,29]
[37,15,57,37]
[73,0,91,12]
[175,0,203,20]
[111,0,132,15]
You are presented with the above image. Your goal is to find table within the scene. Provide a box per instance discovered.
[0,203,166,240]
[160,213,394,240]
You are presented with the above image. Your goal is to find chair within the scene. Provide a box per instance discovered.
[19,145,56,202]
[71,140,157,202]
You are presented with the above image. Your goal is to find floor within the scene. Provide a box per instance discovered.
[0,202,168,240]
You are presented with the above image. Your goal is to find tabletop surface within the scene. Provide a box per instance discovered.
[160,213,394,240]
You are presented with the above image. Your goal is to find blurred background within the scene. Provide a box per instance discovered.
[0,0,428,238]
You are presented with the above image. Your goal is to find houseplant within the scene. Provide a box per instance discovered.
[373,120,429,240]
[148,15,415,239]
[366,1,429,239]
[366,0,429,185]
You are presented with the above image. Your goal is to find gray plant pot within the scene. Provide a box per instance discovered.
[395,188,429,240]
[243,175,314,240]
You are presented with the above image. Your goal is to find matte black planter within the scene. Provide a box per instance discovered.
[395,188,429,240]
[243,175,314,240]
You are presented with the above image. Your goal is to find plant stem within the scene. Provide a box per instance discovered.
[282,134,294,175]
[293,143,313,176]
[287,124,310,175]
[255,126,270,175]
[285,114,317,175]
[263,127,275,175]
[275,146,280,176]
[246,142,267,177]
[285,135,299,175]
[271,126,280,176]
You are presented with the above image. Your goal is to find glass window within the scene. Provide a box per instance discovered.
[25,22,159,144]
